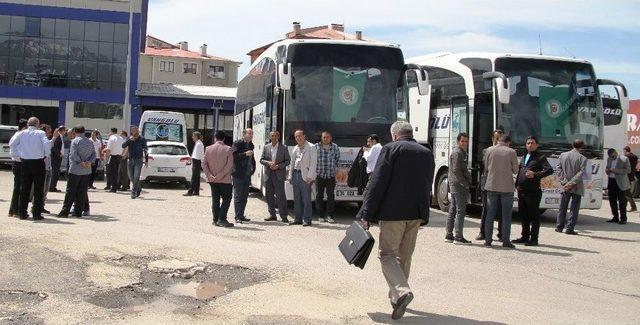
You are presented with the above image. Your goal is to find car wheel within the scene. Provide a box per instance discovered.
[436,172,450,212]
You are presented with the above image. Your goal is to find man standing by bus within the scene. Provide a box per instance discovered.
[105,128,123,193]
[185,131,204,196]
[232,128,255,223]
[446,132,472,244]
[556,139,587,235]
[623,146,637,212]
[605,148,631,225]
[315,131,340,223]
[261,130,290,223]
[476,129,504,241]
[203,131,234,227]
[289,130,317,227]
[512,136,553,246]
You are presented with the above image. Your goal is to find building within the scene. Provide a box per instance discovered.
[246,22,367,64]
[0,0,148,133]
[137,35,240,148]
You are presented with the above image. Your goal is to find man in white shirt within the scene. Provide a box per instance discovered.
[8,119,27,218]
[9,117,50,220]
[185,131,205,196]
[363,134,382,175]
[88,130,102,189]
[105,127,124,193]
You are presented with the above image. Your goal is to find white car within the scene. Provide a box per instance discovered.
[0,125,18,165]
[140,141,192,187]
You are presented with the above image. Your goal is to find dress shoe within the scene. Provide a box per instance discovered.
[104,187,111,191]
[483,242,492,247]
[302,221,312,227]
[19,215,28,220]
[216,220,234,227]
[264,216,278,221]
[42,209,50,214]
[619,220,627,225]
[475,234,485,241]
[83,210,90,217]
[565,229,578,235]
[183,192,194,196]
[525,240,539,246]
[391,292,414,320]
[444,234,454,243]
[89,186,97,190]
[109,190,117,193]
[453,237,471,245]
[511,237,529,244]
[289,221,303,226]
[236,217,251,222]
[49,188,61,192]
[555,227,564,233]
[33,215,44,221]
[497,233,503,241]
[280,218,289,223]
[606,218,620,223]
[502,242,516,249]
[57,211,69,218]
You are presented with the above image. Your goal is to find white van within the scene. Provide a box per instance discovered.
[0,125,18,165]
[139,111,187,146]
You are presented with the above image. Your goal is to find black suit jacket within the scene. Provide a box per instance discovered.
[516,150,553,192]
[356,137,435,222]
[260,142,291,181]
[231,139,256,178]
[51,136,63,163]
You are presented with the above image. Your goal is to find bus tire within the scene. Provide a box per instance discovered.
[436,172,450,212]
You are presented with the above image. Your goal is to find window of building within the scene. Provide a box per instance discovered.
[160,61,174,72]
[73,102,123,119]
[183,62,197,74]
[207,65,225,79]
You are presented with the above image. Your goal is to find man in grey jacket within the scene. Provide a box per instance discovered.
[483,134,519,248]
[605,148,631,224]
[556,139,588,234]
[260,130,291,223]
[446,133,472,244]
[58,126,96,218]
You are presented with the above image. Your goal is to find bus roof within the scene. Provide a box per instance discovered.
[408,52,592,66]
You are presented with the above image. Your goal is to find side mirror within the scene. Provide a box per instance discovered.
[483,71,510,104]
[405,64,430,96]
[598,79,629,112]
[278,63,292,90]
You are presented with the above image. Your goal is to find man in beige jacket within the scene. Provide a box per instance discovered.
[288,130,317,226]
[483,134,519,248]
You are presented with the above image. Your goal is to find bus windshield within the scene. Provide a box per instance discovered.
[142,122,183,143]
[495,58,602,155]
[285,43,405,145]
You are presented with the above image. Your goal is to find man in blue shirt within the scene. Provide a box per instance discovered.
[122,126,148,199]
[58,126,96,218]
[315,131,340,223]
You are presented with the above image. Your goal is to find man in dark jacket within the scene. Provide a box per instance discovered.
[512,136,553,246]
[623,146,637,211]
[260,130,290,222]
[231,128,255,223]
[446,133,472,244]
[357,121,435,320]
[49,125,66,192]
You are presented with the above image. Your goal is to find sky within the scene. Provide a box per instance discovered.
[147,0,640,98]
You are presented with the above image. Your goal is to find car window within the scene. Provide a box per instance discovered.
[148,145,188,155]
[0,129,16,143]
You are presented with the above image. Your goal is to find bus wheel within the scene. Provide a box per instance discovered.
[436,173,450,212]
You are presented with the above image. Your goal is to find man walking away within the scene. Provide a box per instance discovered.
[446,132,472,244]
[105,128,123,193]
[356,121,434,320]
[122,126,148,199]
[232,128,255,223]
[288,130,317,227]
[185,131,205,196]
[315,131,340,223]
[623,146,637,212]
[49,125,66,192]
[10,117,50,220]
[88,130,102,189]
[556,139,588,235]
[58,126,95,218]
[512,136,553,246]
[8,119,27,218]
[261,130,291,222]
[605,148,631,224]
[476,129,504,241]
[203,131,234,227]
[483,134,518,248]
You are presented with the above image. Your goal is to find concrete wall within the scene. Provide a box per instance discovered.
[139,54,238,87]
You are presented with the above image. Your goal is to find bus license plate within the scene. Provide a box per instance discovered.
[158,167,175,173]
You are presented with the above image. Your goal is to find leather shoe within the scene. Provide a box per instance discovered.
[555,227,563,233]
[183,192,194,196]
[606,218,620,223]
[281,218,289,223]
[216,221,234,227]
[33,216,44,221]
[475,234,485,241]
[565,229,578,235]
[302,221,312,227]
[525,240,539,246]
[264,216,278,221]
[57,211,69,218]
[289,221,303,226]
[618,220,627,225]
[50,188,61,192]
[391,292,414,320]
[502,242,516,249]
[511,237,528,244]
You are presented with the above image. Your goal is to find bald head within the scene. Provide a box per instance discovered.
[27,117,40,127]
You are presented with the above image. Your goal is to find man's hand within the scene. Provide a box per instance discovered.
[606,168,611,175]
[245,150,253,157]
[525,170,534,179]
[563,183,574,192]
[360,219,370,230]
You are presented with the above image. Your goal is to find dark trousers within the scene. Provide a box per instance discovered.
[107,155,121,191]
[315,176,336,218]
[479,190,502,236]
[89,158,100,187]
[557,192,581,231]
[608,178,627,222]
[50,157,61,190]
[19,159,45,217]
[518,190,542,242]
[265,174,287,220]
[210,183,232,223]
[118,157,129,190]
[9,161,22,214]
[189,159,202,194]
[62,173,90,216]
[233,176,250,220]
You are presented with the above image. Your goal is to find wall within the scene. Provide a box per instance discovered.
[201,60,238,87]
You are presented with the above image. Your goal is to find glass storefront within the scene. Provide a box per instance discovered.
[0,15,129,91]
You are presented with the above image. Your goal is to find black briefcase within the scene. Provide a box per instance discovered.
[339,221,375,269]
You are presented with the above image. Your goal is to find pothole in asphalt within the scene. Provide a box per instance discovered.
[83,255,269,310]
[0,290,47,324]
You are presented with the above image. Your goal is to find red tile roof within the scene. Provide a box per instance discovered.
[144,47,240,63]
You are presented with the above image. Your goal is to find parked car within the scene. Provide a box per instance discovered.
[0,125,18,165]
[140,141,192,188]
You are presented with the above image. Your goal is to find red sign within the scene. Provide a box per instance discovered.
[628,100,640,153]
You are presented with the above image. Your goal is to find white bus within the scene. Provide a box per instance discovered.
[139,110,188,146]
[406,52,629,212]
[234,39,414,201]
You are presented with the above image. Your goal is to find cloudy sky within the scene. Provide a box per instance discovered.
[147,0,640,98]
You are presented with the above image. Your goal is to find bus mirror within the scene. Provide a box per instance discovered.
[405,64,430,96]
[598,79,629,111]
[483,72,510,104]
[278,63,292,90]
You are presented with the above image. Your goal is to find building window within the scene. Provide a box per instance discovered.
[73,102,123,119]
[0,14,129,92]
[207,65,225,79]
[159,61,174,72]
[183,62,197,74]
